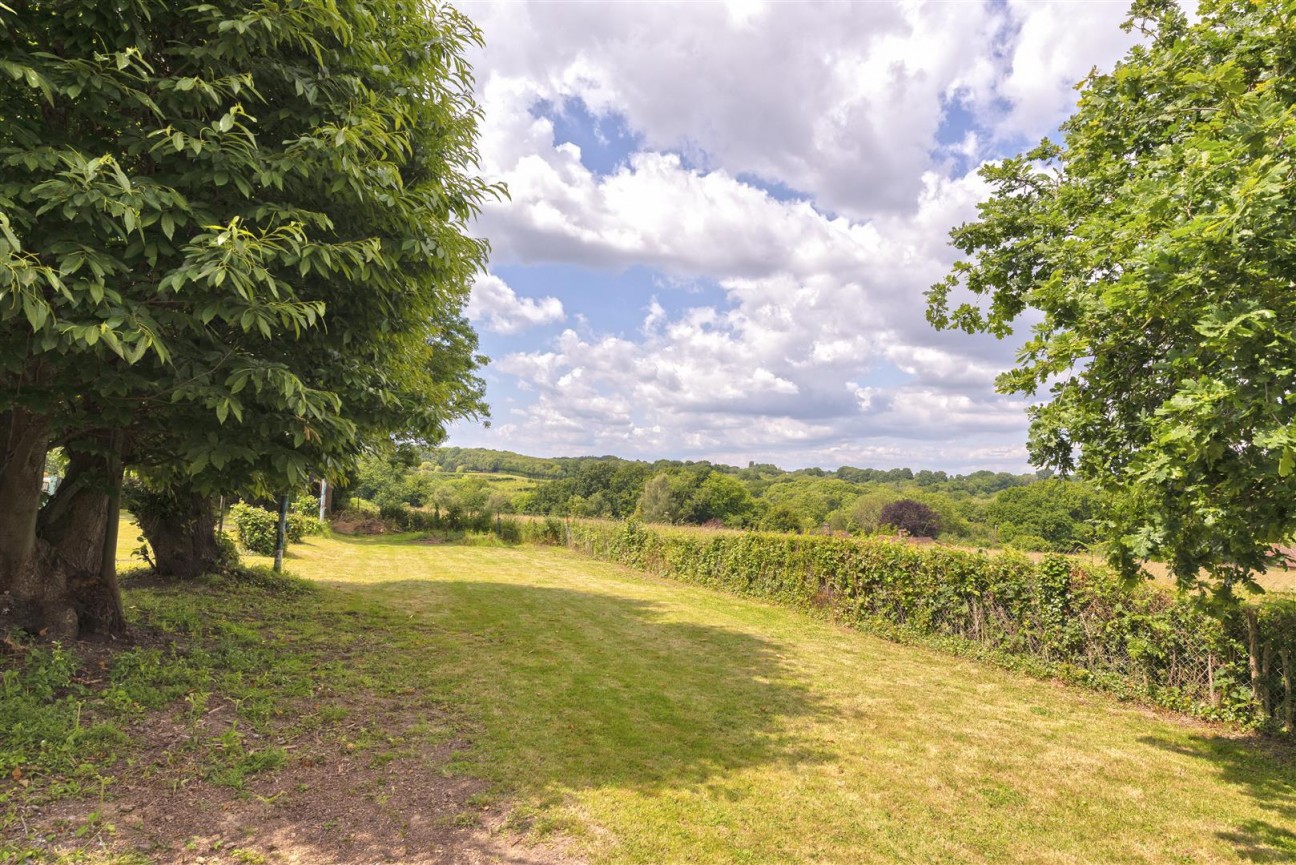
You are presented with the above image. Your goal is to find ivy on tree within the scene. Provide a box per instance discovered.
[0,0,498,638]
[928,0,1296,593]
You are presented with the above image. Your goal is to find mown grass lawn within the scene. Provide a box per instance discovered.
[242,532,1296,865]
[7,528,1296,864]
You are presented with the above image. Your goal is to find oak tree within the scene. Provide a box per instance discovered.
[929,0,1296,592]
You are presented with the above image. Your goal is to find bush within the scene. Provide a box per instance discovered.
[521,516,565,545]
[283,512,326,542]
[228,504,279,555]
[1004,533,1054,553]
[879,499,941,537]
[496,516,522,543]
[547,520,1296,730]
[215,531,239,567]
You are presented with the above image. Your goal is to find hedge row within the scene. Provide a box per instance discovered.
[536,519,1296,731]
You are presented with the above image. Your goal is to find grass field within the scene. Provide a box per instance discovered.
[269,534,1296,863]
[8,529,1296,864]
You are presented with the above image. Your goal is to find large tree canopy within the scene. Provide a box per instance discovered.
[0,0,497,637]
[928,0,1296,592]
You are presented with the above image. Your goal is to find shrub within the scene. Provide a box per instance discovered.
[215,531,239,567]
[282,512,324,542]
[496,516,522,544]
[879,499,941,537]
[290,493,320,518]
[1004,532,1054,553]
[228,504,278,555]
[521,516,565,545]
[378,502,410,525]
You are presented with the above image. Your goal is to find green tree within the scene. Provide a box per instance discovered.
[757,504,804,534]
[849,488,899,534]
[983,480,1099,552]
[928,0,1296,591]
[0,0,495,638]
[638,472,680,524]
[687,472,755,527]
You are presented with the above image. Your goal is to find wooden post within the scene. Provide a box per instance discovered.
[1281,648,1293,732]
[273,493,289,572]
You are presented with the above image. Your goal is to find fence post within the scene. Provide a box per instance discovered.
[1281,648,1293,732]
[274,493,289,573]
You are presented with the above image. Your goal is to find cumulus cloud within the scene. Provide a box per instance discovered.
[464,0,1009,219]
[984,1,1137,142]
[448,1,1144,470]
[466,273,565,335]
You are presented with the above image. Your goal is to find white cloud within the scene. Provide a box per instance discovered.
[466,273,565,335]
[465,0,1005,219]
[448,1,1144,471]
[985,1,1137,141]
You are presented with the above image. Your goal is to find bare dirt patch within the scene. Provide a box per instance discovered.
[330,516,387,536]
[16,717,575,865]
[7,625,578,865]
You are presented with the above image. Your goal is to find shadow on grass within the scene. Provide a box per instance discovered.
[1138,734,1296,862]
[316,574,832,802]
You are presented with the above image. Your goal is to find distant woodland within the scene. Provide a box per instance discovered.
[341,446,1100,553]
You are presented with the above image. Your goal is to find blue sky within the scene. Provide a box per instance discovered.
[453,0,1139,472]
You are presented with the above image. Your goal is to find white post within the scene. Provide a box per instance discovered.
[319,478,328,521]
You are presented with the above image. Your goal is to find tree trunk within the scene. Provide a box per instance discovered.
[1245,607,1270,719]
[35,440,127,639]
[0,408,77,638]
[135,487,223,579]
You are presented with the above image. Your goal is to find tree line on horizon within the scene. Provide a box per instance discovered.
[342,446,1099,553]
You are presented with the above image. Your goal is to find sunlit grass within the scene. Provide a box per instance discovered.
[235,531,1296,865]
[8,520,1287,862]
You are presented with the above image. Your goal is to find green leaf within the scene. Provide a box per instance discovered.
[22,296,48,331]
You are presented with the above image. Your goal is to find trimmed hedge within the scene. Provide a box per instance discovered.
[543,519,1296,731]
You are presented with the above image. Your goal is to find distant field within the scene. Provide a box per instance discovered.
[451,470,541,497]
[1020,550,1296,595]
